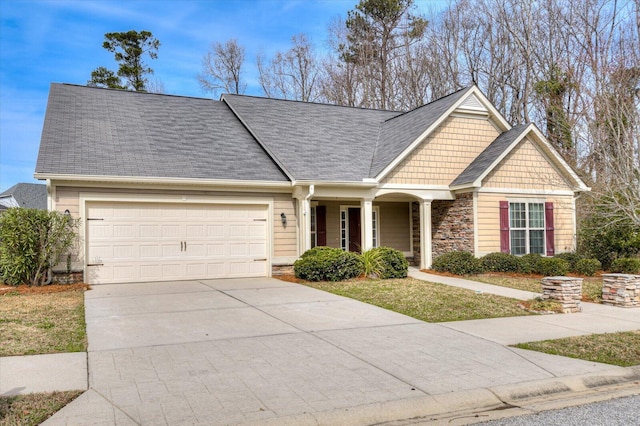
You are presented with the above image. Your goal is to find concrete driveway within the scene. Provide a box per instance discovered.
[44,277,630,425]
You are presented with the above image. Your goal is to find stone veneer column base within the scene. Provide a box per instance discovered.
[601,274,640,308]
[541,276,582,313]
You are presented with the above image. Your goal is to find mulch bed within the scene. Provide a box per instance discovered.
[0,283,90,295]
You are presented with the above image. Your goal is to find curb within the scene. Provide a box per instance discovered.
[244,367,640,426]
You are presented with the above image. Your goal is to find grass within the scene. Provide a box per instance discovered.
[0,391,82,426]
[470,274,604,302]
[301,277,537,322]
[514,331,640,367]
[0,285,87,357]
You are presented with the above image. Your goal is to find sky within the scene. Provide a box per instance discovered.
[0,0,445,192]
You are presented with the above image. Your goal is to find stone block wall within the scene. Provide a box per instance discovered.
[431,192,474,258]
[602,274,640,308]
[541,276,582,313]
[52,270,84,284]
[410,193,475,266]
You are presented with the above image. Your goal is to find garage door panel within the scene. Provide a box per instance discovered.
[140,245,161,258]
[87,202,269,284]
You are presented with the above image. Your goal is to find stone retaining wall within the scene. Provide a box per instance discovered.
[541,276,582,313]
[601,274,640,308]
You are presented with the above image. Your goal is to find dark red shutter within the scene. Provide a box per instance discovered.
[500,201,510,253]
[316,206,326,246]
[545,202,555,256]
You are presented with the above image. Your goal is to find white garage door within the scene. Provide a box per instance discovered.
[86,202,268,284]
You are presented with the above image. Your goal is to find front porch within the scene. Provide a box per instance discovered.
[294,186,475,269]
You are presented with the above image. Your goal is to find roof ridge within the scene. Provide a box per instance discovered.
[56,83,216,102]
[222,93,403,113]
[382,86,473,124]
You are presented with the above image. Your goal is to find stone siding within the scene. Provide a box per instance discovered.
[431,193,474,259]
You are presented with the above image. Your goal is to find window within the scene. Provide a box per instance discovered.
[310,206,317,248]
[507,202,545,255]
[339,207,380,251]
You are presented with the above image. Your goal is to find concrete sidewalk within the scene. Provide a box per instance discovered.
[1,275,638,425]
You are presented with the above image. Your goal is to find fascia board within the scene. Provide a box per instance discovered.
[35,173,293,189]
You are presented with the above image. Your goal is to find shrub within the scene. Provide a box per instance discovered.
[361,248,384,278]
[294,247,363,281]
[432,251,484,275]
[0,208,80,286]
[554,252,583,272]
[372,247,408,279]
[482,252,520,272]
[518,253,543,274]
[610,257,640,274]
[536,257,569,277]
[578,210,640,270]
[574,258,601,276]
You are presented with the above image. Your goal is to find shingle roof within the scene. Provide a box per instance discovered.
[36,84,288,182]
[223,94,399,181]
[451,124,529,187]
[370,87,473,177]
[0,183,47,209]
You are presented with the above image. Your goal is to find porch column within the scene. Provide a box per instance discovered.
[420,200,432,269]
[302,197,312,253]
[361,198,374,251]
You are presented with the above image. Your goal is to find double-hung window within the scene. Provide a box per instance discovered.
[500,201,554,256]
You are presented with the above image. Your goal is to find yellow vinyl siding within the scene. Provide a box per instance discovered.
[273,198,297,257]
[382,116,500,185]
[483,137,570,190]
[477,192,575,256]
[378,202,410,251]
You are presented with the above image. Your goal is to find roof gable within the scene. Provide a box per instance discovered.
[372,86,511,181]
[36,84,288,183]
[451,123,589,191]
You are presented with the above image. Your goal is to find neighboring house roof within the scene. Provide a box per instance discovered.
[222,94,399,181]
[0,183,47,209]
[370,87,472,178]
[36,84,288,182]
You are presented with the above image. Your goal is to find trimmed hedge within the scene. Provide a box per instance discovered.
[294,247,364,281]
[575,258,601,276]
[519,253,543,274]
[482,252,520,272]
[610,257,640,274]
[554,252,583,271]
[536,257,569,276]
[432,251,484,275]
[372,246,408,279]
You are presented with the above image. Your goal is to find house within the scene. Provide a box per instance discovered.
[0,183,48,210]
[35,83,589,284]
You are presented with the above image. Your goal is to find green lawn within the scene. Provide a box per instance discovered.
[470,274,604,302]
[302,277,535,322]
[515,331,640,367]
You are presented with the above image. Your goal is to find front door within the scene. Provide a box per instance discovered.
[348,207,361,252]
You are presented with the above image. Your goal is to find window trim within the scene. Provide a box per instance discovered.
[339,205,380,251]
[508,201,546,255]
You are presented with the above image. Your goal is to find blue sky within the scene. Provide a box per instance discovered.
[0,0,443,192]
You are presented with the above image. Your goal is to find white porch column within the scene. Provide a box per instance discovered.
[302,197,312,253]
[361,198,374,251]
[420,200,432,269]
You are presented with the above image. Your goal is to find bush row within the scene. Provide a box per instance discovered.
[294,246,408,282]
[431,251,618,277]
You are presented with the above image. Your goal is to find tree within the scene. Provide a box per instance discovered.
[0,209,80,286]
[87,66,125,90]
[198,39,246,96]
[88,30,160,92]
[339,0,427,109]
[258,34,321,101]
